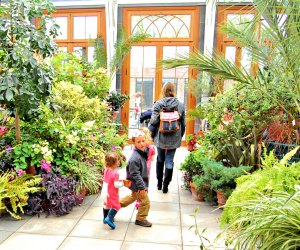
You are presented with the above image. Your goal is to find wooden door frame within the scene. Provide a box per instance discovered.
[121,6,200,138]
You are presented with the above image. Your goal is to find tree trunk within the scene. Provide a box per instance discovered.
[15,108,21,141]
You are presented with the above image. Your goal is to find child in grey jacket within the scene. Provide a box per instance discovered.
[119,130,152,227]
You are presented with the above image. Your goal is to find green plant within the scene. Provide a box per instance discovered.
[0,0,58,141]
[220,146,300,226]
[189,207,212,250]
[194,159,252,198]
[50,52,110,101]
[180,146,209,189]
[220,187,300,250]
[162,0,300,167]
[162,0,300,118]
[0,171,43,219]
[12,140,53,170]
[106,91,130,111]
[51,81,110,125]
[93,29,149,80]
[67,162,102,195]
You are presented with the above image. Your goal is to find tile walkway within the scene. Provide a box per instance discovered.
[0,147,225,250]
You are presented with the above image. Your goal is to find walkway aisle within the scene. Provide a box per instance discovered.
[0,147,224,250]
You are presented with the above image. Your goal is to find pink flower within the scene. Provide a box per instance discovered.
[111,145,117,150]
[41,159,52,173]
[17,169,26,177]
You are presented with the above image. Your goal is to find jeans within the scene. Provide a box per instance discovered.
[156,147,176,169]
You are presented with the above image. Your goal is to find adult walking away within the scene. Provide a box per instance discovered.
[149,82,186,193]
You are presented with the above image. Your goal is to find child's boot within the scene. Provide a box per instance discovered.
[104,208,117,229]
[103,208,109,224]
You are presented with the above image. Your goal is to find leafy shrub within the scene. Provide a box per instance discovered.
[221,188,300,250]
[0,171,43,220]
[51,52,110,100]
[67,162,102,195]
[192,159,252,199]
[106,91,130,111]
[25,169,81,217]
[179,147,209,189]
[220,147,300,225]
[52,81,110,125]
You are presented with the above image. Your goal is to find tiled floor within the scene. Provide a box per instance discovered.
[0,147,224,250]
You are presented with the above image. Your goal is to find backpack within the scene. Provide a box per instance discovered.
[159,108,180,133]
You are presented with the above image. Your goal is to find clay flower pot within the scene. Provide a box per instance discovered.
[190,181,204,201]
[216,190,228,208]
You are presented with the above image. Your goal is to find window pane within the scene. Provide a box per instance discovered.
[58,47,68,52]
[88,46,95,63]
[55,17,68,39]
[241,48,251,72]
[227,14,254,38]
[73,47,88,62]
[73,17,86,39]
[129,46,156,133]
[162,46,189,104]
[86,16,98,39]
[73,16,98,39]
[225,46,236,64]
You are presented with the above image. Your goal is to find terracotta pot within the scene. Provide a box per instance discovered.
[216,190,228,208]
[26,165,36,175]
[190,181,204,201]
[80,187,88,197]
[187,144,195,152]
[111,110,119,120]
[118,129,126,136]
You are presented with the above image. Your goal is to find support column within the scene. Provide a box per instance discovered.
[204,0,216,58]
[105,0,118,91]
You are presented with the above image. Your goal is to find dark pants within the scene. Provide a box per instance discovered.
[156,147,176,188]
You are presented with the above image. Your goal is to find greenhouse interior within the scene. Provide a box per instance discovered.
[0,0,299,249]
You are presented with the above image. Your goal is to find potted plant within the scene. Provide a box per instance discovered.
[198,159,252,207]
[179,147,208,189]
[106,91,130,112]
[186,133,198,152]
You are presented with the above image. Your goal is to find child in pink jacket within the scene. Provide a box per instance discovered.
[102,152,131,229]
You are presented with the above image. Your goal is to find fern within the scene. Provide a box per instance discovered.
[220,149,300,226]
[0,172,43,220]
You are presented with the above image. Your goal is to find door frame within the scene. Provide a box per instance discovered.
[121,6,200,138]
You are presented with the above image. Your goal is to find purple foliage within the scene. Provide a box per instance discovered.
[25,169,83,217]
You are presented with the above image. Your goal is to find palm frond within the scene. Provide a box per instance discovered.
[162,51,254,86]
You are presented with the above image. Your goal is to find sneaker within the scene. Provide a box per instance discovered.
[135,219,152,227]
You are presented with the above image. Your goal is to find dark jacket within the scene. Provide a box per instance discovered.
[149,97,185,149]
[126,148,148,192]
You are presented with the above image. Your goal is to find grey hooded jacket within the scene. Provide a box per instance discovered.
[126,148,149,192]
[149,97,185,149]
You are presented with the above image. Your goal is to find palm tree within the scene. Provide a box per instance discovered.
[162,0,300,118]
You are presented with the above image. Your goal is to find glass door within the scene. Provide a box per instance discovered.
[128,46,156,137]
[127,45,190,137]
[122,6,200,137]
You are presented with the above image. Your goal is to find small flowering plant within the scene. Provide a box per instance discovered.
[13,140,54,171]
[186,133,198,150]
